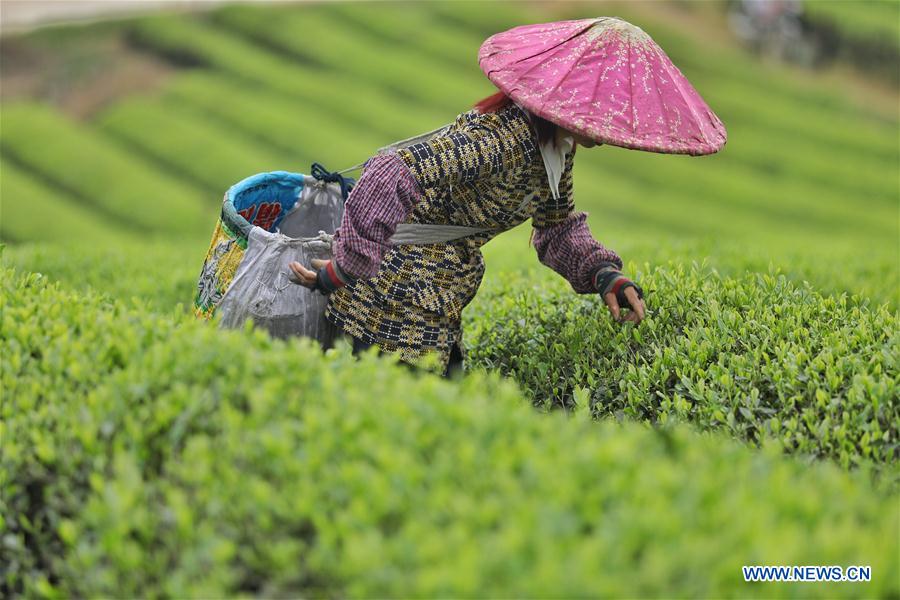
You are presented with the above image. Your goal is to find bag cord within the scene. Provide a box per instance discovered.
[310,162,356,200]
[333,121,455,177]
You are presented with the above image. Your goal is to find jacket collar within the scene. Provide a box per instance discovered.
[514,102,574,200]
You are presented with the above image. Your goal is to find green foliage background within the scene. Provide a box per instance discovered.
[1,0,898,596]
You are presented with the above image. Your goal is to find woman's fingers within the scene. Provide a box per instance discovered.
[605,288,646,325]
[622,311,640,323]
[288,261,317,287]
[310,258,329,270]
[624,287,645,320]
[637,299,647,321]
[289,261,315,279]
[604,292,621,321]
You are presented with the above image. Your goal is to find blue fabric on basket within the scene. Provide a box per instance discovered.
[227,171,306,233]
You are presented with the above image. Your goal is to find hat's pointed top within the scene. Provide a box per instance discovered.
[478,17,727,156]
[585,17,652,44]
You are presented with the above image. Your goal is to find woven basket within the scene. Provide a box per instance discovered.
[194,167,354,337]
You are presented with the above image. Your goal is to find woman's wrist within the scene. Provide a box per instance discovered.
[592,262,624,295]
[592,262,643,306]
[315,259,354,294]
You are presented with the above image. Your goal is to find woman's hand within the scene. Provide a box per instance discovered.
[604,285,646,324]
[593,262,646,325]
[289,259,351,295]
[288,259,329,289]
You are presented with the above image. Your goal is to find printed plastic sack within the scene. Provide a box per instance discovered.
[194,166,353,345]
[216,227,334,341]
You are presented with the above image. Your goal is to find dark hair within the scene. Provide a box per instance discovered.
[473,90,558,148]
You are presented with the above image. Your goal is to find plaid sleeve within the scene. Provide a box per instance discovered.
[331,151,423,280]
[532,212,623,294]
[397,109,536,190]
[531,147,622,293]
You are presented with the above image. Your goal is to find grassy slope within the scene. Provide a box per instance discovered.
[805,0,900,43]
[3,1,896,305]
[0,104,210,236]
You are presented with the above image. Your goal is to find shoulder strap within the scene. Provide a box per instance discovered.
[336,121,455,175]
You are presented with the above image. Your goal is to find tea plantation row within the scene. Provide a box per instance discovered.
[467,262,899,479]
[2,266,898,598]
[4,237,897,481]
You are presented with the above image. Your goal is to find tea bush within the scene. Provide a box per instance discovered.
[466,262,899,474]
[2,267,897,598]
[2,241,204,311]
[1,267,182,592]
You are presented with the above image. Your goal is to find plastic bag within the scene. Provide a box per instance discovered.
[195,168,350,346]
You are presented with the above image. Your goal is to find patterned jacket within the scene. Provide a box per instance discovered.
[325,103,621,369]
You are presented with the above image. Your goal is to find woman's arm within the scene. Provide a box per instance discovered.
[531,149,622,293]
[289,151,421,292]
[532,213,645,321]
[531,151,645,322]
[330,151,422,282]
[532,212,623,293]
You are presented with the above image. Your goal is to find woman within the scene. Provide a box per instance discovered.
[290,17,726,376]
[290,96,644,375]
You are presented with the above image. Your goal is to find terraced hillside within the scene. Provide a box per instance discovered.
[2,1,898,597]
[2,1,897,303]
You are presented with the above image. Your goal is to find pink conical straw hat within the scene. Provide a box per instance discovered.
[478,17,727,155]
